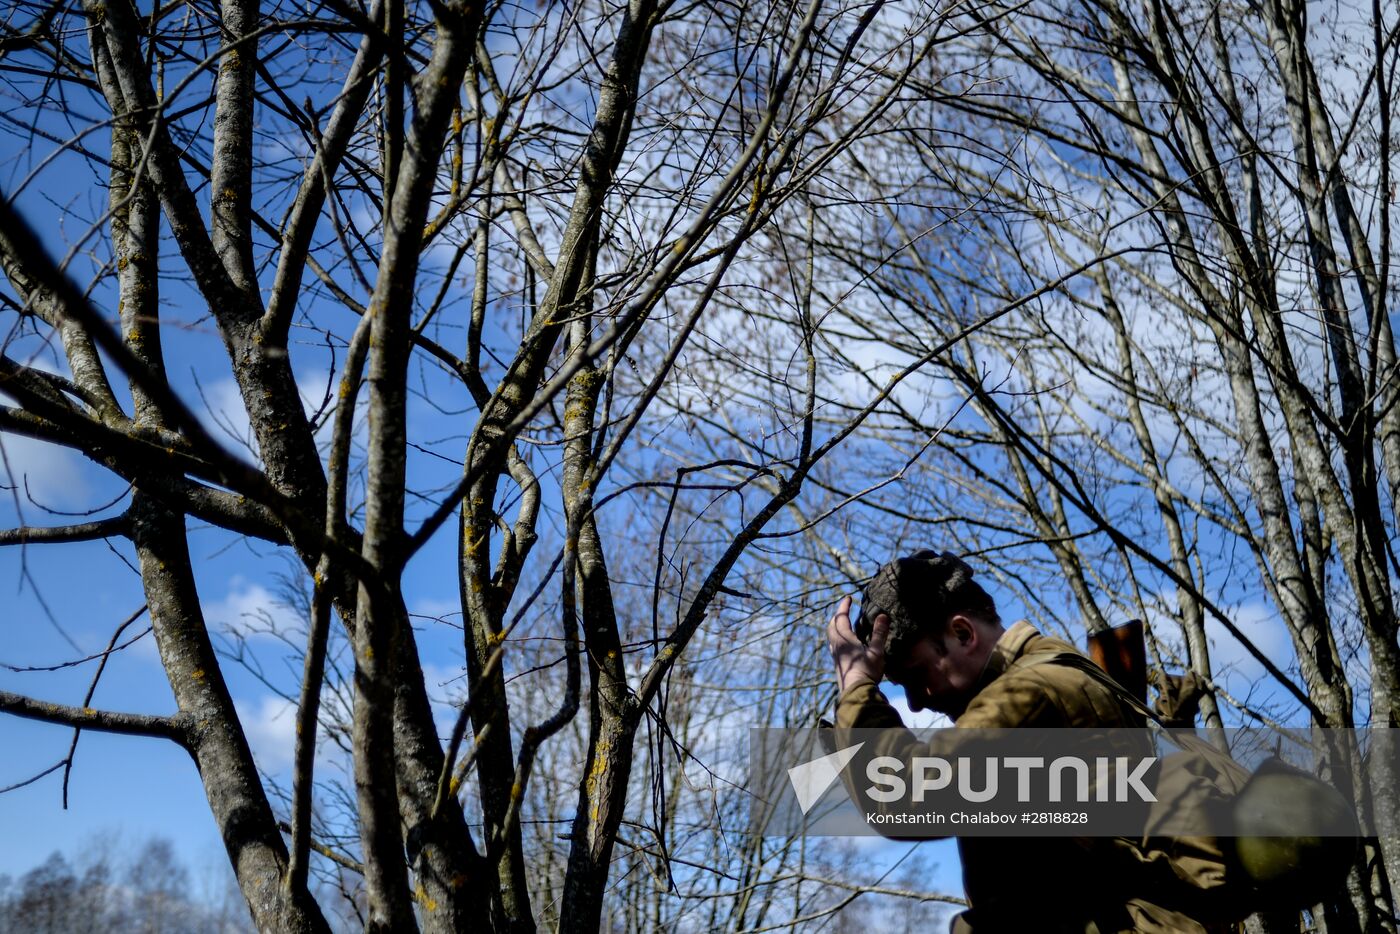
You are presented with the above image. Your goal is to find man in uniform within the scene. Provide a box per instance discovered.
[826,550,1215,933]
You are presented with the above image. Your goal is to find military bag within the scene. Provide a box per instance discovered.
[1023,652,1360,923]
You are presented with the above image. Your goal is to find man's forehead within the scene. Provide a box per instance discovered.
[883,650,919,683]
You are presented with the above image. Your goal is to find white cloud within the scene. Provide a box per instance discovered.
[204,578,300,640]
[235,694,297,772]
[234,691,355,777]
[0,432,90,507]
[196,379,258,462]
[296,367,343,444]
[193,370,348,467]
[125,623,163,664]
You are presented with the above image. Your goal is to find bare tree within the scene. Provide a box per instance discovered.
[0,0,999,930]
[12,0,1382,927]
[0,836,254,934]
[807,0,1400,929]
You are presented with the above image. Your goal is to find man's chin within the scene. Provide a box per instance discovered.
[931,697,967,719]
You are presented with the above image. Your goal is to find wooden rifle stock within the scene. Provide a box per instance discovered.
[1086,619,1148,710]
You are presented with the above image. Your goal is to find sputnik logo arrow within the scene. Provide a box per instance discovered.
[787,742,864,814]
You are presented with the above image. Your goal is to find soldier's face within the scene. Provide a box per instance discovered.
[885,615,988,717]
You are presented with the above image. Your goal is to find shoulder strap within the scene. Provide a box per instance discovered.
[1020,653,1246,771]
[1015,651,1165,725]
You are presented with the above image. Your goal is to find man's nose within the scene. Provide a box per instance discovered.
[905,688,925,712]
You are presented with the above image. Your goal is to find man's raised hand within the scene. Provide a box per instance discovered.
[826,595,889,694]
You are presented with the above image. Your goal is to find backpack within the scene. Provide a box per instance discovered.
[1023,651,1361,923]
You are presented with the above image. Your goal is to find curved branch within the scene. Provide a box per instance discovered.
[0,689,190,744]
[0,515,131,545]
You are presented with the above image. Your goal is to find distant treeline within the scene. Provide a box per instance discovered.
[0,836,251,934]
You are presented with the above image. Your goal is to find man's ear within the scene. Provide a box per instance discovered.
[948,614,975,647]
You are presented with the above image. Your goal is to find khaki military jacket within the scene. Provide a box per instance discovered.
[835,621,1224,934]
[836,620,1139,733]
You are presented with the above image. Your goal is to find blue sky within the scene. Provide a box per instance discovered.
[0,402,472,883]
[0,217,476,883]
[0,0,1345,920]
